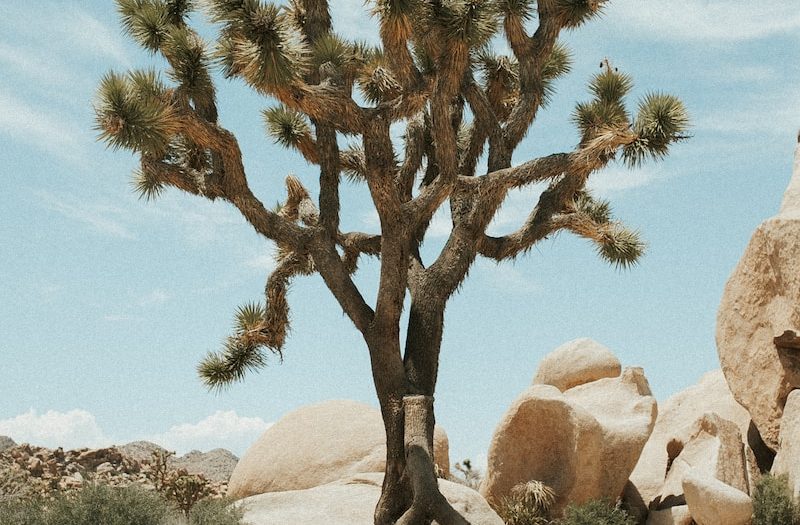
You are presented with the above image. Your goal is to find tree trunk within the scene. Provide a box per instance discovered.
[394,396,472,525]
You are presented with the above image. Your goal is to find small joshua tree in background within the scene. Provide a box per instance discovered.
[95,0,688,522]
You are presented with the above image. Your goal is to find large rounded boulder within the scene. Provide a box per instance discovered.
[240,473,503,525]
[482,366,656,513]
[227,400,450,499]
[716,144,800,449]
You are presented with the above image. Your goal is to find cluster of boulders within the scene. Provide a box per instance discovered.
[227,400,503,524]
[481,338,657,515]
[0,437,237,500]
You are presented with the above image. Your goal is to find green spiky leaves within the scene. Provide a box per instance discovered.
[572,64,631,138]
[550,0,607,29]
[208,0,310,90]
[198,337,268,391]
[95,70,179,154]
[132,166,166,200]
[497,0,534,21]
[263,105,312,148]
[163,27,217,113]
[623,93,690,166]
[596,224,645,269]
[567,191,645,269]
[198,301,281,391]
[574,191,611,224]
[423,0,499,47]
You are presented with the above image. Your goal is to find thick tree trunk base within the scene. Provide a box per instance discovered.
[376,395,471,525]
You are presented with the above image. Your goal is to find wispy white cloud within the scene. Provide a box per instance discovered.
[587,166,660,197]
[61,8,132,67]
[475,259,538,294]
[0,409,271,456]
[245,252,278,273]
[608,1,800,42]
[138,289,172,307]
[0,43,84,98]
[0,4,131,68]
[36,191,135,239]
[695,86,800,137]
[0,409,113,450]
[0,89,87,164]
[103,314,137,323]
[147,411,272,456]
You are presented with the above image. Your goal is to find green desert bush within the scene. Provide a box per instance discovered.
[0,483,244,525]
[498,481,556,525]
[185,497,244,525]
[0,497,46,525]
[752,474,798,525]
[42,484,173,525]
[556,499,636,525]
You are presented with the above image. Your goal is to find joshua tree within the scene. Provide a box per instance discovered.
[95,0,688,523]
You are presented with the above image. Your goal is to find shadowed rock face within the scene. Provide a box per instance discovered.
[482,363,656,515]
[630,370,752,509]
[716,144,800,449]
[652,413,749,510]
[227,399,450,500]
[240,473,503,525]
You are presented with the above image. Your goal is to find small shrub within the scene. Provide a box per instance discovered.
[752,474,798,525]
[498,481,556,525]
[557,499,636,525]
[0,498,46,525]
[187,498,244,525]
[43,484,173,525]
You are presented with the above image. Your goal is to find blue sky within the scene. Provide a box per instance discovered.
[1,1,799,466]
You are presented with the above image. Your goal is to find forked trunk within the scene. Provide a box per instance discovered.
[375,395,472,525]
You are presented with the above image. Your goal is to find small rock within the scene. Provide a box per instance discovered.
[645,505,692,525]
[532,338,621,392]
[682,470,752,525]
[96,462,115,475]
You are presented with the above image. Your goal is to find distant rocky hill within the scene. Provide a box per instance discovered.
[0,436,238,498]
[0,435,16,453]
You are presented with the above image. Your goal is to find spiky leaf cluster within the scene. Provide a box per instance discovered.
[596,224,645,269]
[207,0,310,90]
[162,27,216,111]
[539,41,572,104]
[497,0,534,21]
[263,105,312,147]
[420,0,499,47]
[198,302,279,390]
[132,166,166,201]
[573,191,611,224]
[623,93,689,166]
[550,0,606,29]
[95,70,179,154]
[572,66,631,140]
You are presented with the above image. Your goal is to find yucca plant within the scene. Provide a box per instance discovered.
[498,481,556,525]
[95,0,688,523]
